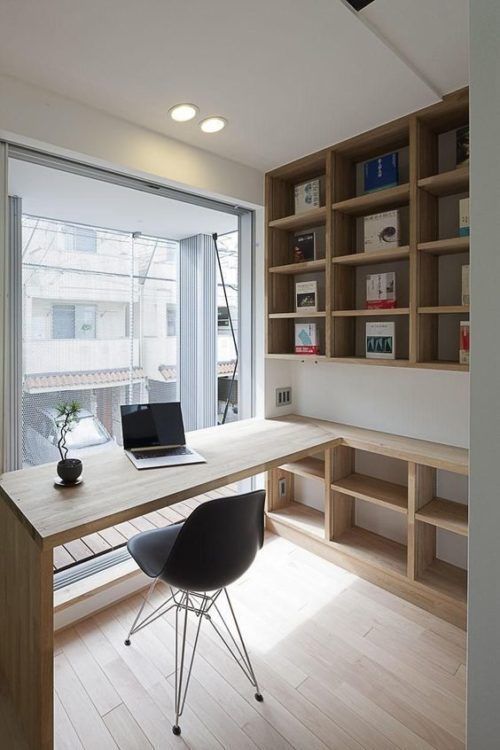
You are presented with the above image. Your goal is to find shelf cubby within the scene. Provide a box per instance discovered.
[267,502,325,540]
[416,497,468,536]
[332,526,408,577]
[331,473,407,514]
[417,558,467,604]
[266,86,469,369]
[280,456,325,482]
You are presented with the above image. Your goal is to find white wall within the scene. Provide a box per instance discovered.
[0,74,263,208]
[468,1,500,746]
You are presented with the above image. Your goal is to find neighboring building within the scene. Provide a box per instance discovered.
[22,216,239,463]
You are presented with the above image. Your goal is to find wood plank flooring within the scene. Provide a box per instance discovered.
[54,533,466,750]
[53,484,239,572]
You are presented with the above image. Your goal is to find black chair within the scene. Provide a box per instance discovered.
[124,490,266,736]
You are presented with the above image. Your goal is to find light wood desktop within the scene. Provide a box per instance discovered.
[0,415,468,749]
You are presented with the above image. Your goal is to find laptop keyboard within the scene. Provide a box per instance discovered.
[133,447,193,459]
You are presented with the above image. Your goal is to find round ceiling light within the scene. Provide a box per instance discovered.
[169,103,198,122]
[200,116,227,134]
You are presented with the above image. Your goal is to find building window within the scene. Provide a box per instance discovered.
[166,303,177,337]
[52,304,96,339]
[65,226,97,253]
[218,305,230,332]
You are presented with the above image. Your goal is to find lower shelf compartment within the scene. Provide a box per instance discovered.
[267,502,325,540]
[418,558,467,604]
[332,526,407,577]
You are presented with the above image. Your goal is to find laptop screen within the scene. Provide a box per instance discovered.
[120,402,186,450]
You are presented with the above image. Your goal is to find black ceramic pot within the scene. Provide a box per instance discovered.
[57,459,83,484]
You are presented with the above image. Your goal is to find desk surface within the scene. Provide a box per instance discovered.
[0,415,468,550]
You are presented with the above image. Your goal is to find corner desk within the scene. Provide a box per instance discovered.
[0,415,468,749]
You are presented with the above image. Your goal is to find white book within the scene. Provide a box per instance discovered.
[296,281,318,312]
[294,179,320,214]
[366,321,396,359]
[364,210,399,252]
[295,323,320,355]
[459,198,470,237]
[366,272,396,309]
[462,265,470,306]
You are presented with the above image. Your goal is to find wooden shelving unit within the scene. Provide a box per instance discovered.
[265,87,470,370]
[266,436,469,628]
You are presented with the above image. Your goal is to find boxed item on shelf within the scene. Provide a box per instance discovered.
[456,126,470,168]
[366,321,396,359]
[459,198,470,237]
[462,265,470,306]
[294,179,320,214]
[364,210,400,252]
[460,321,470,365]
[363,152,399,193]
[292,231,315,262]
[366,272,396,309]
[295,281,318,312]
[295,323,320,355]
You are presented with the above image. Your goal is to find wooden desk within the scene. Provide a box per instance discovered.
[0,415,468,749]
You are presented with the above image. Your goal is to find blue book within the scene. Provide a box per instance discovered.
[364,153,399,193]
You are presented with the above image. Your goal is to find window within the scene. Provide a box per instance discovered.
[65,226,97,253]
[218,305,230,331]
[52,304,96,339]
[166,303,177,337]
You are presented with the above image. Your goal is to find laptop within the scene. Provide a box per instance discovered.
[120,402,206,469]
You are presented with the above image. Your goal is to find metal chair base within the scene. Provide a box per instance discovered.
[124,582,263,735]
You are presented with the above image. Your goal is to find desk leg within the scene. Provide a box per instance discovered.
[0,500,54,749]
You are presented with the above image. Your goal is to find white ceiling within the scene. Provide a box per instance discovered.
[9,160,238,239]
[0,0,469,171]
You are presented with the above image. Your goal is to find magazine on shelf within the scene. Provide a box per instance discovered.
[462,265,470,306]
[295,323,320,355]
[363,152,399,193]
[366,272,396,309]
[294,179,320,214]
[364,210,399,252]
[459,198,470,237]
[292,231,315,262]
[366,321,396,359]
[296,281,318,312]
[460,321,470,365]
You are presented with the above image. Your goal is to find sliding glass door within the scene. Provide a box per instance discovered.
[6,151,253,470]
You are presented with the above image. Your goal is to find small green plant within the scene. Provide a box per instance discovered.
[55,401,81,462]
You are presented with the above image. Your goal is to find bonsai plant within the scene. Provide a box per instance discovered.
[55,400,83,484]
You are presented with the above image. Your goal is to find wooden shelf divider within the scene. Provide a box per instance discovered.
[332,247,410,265]
[332,183,410,216]
[418,237,469,256]
[331,473,407,514]
[418,305,469,315]
[418,166,469,197]
[269,259,326,274]
[268,206,327,231]
[280,456,325,481]
[332,308,409,317]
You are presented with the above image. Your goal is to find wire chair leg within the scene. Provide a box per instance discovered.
[172,591,208,736]
[207,588,263,702]
[124,577,158,646]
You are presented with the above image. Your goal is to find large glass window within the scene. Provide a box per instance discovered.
[22,216,179,466]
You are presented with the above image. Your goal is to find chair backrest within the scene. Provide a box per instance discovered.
[161,490,265,591]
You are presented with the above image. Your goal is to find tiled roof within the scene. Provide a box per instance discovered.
[24,367,146,392]
[158,361,236,383]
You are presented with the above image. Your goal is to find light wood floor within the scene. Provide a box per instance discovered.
[54,533,466,750]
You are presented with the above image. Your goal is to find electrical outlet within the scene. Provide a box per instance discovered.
[279,478,287,497]
[275,387,292,407]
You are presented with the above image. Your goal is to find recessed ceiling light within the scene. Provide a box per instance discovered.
[169,103,198,122]
[200,116,227,134]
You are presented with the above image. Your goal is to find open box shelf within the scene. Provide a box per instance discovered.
[416,497,468,536]
[331,473,407,514]
[267,502,325,540]
[332,526,407,577]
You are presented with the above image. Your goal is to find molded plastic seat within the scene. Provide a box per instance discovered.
[128,522,183,578]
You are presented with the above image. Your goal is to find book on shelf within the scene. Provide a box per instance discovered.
[456,126,470,168]
[366,321,396,359]
[363,152,399,193]
[459,198,470,237]
[292,231,315,262]
[296,281,318,312]
[294,179,320,214]
[364,210,399,252]
[459,320,470,365]
[366,272,396,309]
[462,265,470,306]
[295,323,320,355]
